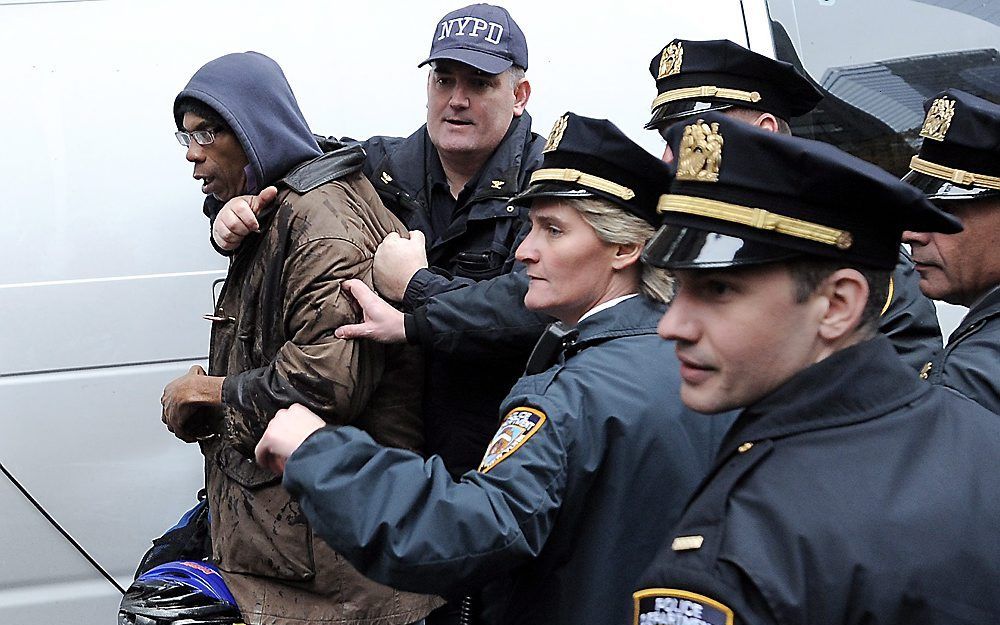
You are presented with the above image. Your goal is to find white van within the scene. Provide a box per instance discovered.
[0,0,990,622]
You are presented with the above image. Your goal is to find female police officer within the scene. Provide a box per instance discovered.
[254,113,734,625]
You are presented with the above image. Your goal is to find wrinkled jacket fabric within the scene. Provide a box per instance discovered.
[359,113,546,476]
[176,52,439,625]
[635,336,1000,624]
[282,296,735,625]
[926,284,1000,414]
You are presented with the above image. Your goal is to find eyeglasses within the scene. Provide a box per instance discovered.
[175,129,217,147]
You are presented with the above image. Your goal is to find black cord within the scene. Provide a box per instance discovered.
[0,459,127,595]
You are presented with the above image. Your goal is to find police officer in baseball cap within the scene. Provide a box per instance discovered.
[642,37,943,372]
[903,88,1000,414]
[634,111,1000,624]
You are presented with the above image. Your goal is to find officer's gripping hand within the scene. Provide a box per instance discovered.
[212,186,278,251]
[334,279,407,343]
[255,403,326,475]
[373,230,427,302]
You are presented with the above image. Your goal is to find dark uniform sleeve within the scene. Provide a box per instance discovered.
[878,248,943,371]
[937,332,1000,414]
[405,268,551,359]
[282,398,570,595]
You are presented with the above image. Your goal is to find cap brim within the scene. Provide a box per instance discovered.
[902,170,1000,202]
[511,182,595,207]
[642,225,800,269]
[645,101,734,130]
[418,49,513,74]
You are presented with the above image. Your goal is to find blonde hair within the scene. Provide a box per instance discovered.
[571,197,674,303]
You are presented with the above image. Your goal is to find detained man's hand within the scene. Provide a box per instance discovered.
[255,403,326,475]
[161,365,224,443]
[212,186,278,251]
[373,230,428,302]
[334,279,407,343]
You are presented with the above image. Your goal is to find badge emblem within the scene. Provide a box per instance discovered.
[919,97,955,142]
[491,180,505,189]
[658,41,684,79]
[543,115,569,153]
[478,407,547,473]
[633,589,733,625]
[676,120,724,182]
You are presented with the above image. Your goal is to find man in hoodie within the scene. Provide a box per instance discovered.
[159,51,439,625]
[212,4,546,483]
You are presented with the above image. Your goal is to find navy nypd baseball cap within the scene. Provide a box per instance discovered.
[418,4,528,74]
[643,112,962,270]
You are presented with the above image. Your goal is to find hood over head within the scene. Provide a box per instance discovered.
[174,51,321,192]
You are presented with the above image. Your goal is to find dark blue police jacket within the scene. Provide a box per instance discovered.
[634,335,1000,625]
[283,295,734,625]
[926,284,1000,415]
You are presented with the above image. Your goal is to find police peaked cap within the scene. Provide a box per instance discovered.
[513,112,672,226]
[903,88,1000,201]
[646,39,823,129]
[643,112,962,270]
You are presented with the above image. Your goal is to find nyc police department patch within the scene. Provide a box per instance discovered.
[478,407,546,473]
[633,589,733,625]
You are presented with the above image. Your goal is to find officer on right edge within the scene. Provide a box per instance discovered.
[902,89,1000,415]
[645,38,943,372]
[633,112,1000,623]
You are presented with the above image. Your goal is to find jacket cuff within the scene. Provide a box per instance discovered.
[221,373,244,410]
[403,312,422,346]
[402,268,446,311]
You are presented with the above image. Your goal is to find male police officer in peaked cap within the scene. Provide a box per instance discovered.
[251,114,733,625]
[902,89,1000,415]
[632,112,1000,624]
[644,38,944,373]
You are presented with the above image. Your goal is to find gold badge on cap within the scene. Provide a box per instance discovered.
[543,114,569,153]
[919,97,956,142]
[658,41,684,79]
[676,120,724,182]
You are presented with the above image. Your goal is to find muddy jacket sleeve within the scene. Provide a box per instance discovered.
[223,236,383,424]
[282,398,568,595]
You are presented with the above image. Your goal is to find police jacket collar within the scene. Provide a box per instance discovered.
[574,294,663,348]
[954,284,1000,342]
[374,111,537,215]
[720,335,928,456]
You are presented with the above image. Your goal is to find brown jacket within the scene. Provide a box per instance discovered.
[203,164,440,625]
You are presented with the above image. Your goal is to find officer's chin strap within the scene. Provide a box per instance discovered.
[0,458,127,595]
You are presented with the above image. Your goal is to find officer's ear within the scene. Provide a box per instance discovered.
[513,77,531,117]
[753,112,781,134]
[815,268,869,343]
[611,242,642,270]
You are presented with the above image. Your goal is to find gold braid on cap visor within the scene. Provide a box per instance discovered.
[529,169,636,200]
[657,194,854,250]
[651,85,762,111]
[909,155,1000,190]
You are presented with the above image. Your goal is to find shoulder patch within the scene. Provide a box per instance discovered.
[478,407,547,473]
[633,589,733,625]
